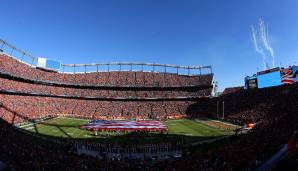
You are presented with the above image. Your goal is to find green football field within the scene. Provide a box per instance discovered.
[20,117,234,144]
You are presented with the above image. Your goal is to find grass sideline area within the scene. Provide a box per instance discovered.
[195,119,241,131]
[20,117,233,144]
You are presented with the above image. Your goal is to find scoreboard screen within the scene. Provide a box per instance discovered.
[245,75,258,89]
[37,57,61,71]
[257,71,281,88]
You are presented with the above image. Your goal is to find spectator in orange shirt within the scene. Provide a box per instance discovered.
[288,130,298,158]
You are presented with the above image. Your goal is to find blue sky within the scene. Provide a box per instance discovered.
[0,0,298,91]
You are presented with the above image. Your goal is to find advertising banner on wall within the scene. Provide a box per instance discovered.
[37,57,61,71]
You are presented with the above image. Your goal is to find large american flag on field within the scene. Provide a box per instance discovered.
[281,67,295,84]
[82,120,167,132]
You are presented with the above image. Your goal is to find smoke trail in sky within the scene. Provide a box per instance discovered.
[250,18,275,69]
[259,18,275,67]
[250,25,266,69]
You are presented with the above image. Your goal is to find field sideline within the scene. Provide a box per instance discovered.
[20,117,235,143]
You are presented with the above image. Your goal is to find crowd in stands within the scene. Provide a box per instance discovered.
[221,86,243,95]
[0,94,195,124]
[0,76,211,98]
[0,54,213,87]
[0,118,161,170]
[0,53,212,124]
[176,83,298,170]
[186,84,293,125]
[3,52,298,170]
[1,82,298,170]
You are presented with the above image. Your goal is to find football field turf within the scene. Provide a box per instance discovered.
[20,117,234,143]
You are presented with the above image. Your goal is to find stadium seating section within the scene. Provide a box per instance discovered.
[0,54,213,124]
[1,77,298,170]
[2,53,298,170]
